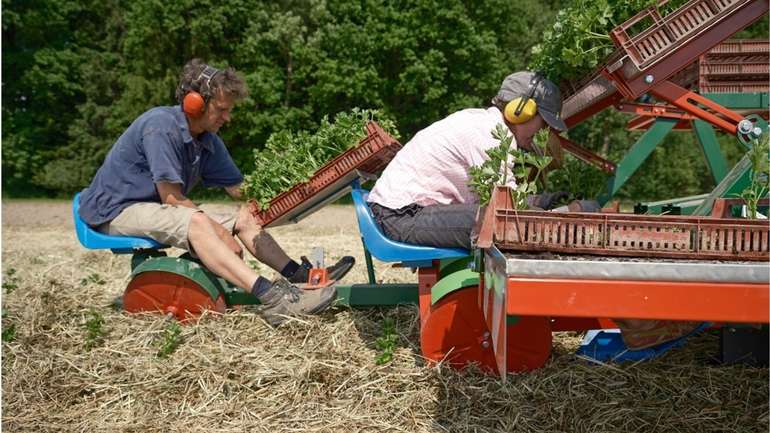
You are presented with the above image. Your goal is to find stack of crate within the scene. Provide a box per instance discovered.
[248,122,402,227]
[699,39,769,93]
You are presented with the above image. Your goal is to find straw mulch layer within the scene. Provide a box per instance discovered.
[2,201,768,432]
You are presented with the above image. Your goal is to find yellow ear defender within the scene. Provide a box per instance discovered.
[503,73,543,124]
[504,97,537,124]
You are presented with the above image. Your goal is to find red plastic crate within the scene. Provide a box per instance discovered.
[248,121,402,227]
[700,62,769,76]
[698,39,770,93]
[476,187,769,261]
[699,82,770,93]
[708,39,769,55]
[610,0,749,70]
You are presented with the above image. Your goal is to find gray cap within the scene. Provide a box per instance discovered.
[495,71,567,131]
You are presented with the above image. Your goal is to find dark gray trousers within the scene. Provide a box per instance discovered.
[370,202,478,250]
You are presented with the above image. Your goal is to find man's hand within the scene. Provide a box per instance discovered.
[225,183,244,200]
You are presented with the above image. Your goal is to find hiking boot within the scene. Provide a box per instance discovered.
[288,256,356,284]
[255,277,337,326]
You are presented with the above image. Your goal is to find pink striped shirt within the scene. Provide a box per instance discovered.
[368,107,517,209]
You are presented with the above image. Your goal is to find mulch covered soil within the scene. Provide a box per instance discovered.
[2,200,768,432]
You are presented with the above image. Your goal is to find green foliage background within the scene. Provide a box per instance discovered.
[3,0,767,202]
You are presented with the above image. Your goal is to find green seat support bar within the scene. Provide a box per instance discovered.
[335,283,419,306]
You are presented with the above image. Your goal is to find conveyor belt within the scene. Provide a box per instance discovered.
[504,255,769,283]
[561,75,617,122]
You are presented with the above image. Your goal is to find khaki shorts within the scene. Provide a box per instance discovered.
[98,202,238,250]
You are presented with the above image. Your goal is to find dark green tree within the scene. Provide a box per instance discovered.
[4,0,755,203]
[4,0,557,195]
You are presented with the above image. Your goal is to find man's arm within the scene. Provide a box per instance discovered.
[224,183,244,201]
[157,181,198,208]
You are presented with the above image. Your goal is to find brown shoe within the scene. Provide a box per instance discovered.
[615,319,702,350]
[256,278,337,326]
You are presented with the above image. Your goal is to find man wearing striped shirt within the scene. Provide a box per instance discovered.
[367,71,566,250]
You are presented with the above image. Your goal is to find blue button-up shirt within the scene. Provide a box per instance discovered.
[78,105,243,226]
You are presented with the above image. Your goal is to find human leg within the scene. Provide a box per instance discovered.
[101,202,337,324]
[232,205,355,282]
[187,212,260,290]
[371,203,478,249]
[187,212,338,323]
[102,203,260,289]
[232,205,294,272]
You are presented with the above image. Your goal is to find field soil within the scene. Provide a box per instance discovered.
[2,200,768,432]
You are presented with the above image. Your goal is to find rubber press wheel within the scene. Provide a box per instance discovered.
[123,271,226,321]
[420,286,552,374]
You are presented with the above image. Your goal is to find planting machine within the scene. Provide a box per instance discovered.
[74,0,769,376]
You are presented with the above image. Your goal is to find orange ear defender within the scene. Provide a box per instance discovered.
[183,65,220,118]
[504,73,543,124]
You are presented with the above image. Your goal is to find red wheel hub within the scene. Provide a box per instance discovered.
[123,271,226,321]
[420,286,552,374]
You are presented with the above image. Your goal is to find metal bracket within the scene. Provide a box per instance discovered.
[309,246,325,269]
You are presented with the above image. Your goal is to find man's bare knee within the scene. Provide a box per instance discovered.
[188,211,213,245]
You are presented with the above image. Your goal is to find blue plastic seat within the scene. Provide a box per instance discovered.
[350,181,469,264]
[73,193,167,253]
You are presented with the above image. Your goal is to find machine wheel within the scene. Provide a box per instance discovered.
[124,271,226,321]
[420,285,552,374]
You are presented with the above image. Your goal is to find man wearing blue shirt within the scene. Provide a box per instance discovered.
[79,59,353,325]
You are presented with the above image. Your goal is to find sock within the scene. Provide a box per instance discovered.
[251,276,272,298]
[280,260,300,279]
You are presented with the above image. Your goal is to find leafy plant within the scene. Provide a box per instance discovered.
[2,323,16,343]
[3,268,19,294]
[529,128,554,190]
[243,108,399,210]
[529,0,688,85]
[156,322,183,359]
[375,318,397,365]
[80,273,106,287]
[468,124,552,208]
[739,133,770,219]
[84,309,106,350]
[546,154,607,203]
[469,124,516,206]
[2,310,16,343]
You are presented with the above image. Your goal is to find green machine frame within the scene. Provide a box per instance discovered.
[335,242,476,308]
[597,92,769,215]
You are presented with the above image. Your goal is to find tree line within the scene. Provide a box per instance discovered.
[3,0,765,201]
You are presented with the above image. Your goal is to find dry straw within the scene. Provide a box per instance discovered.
[2,204,768,432]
